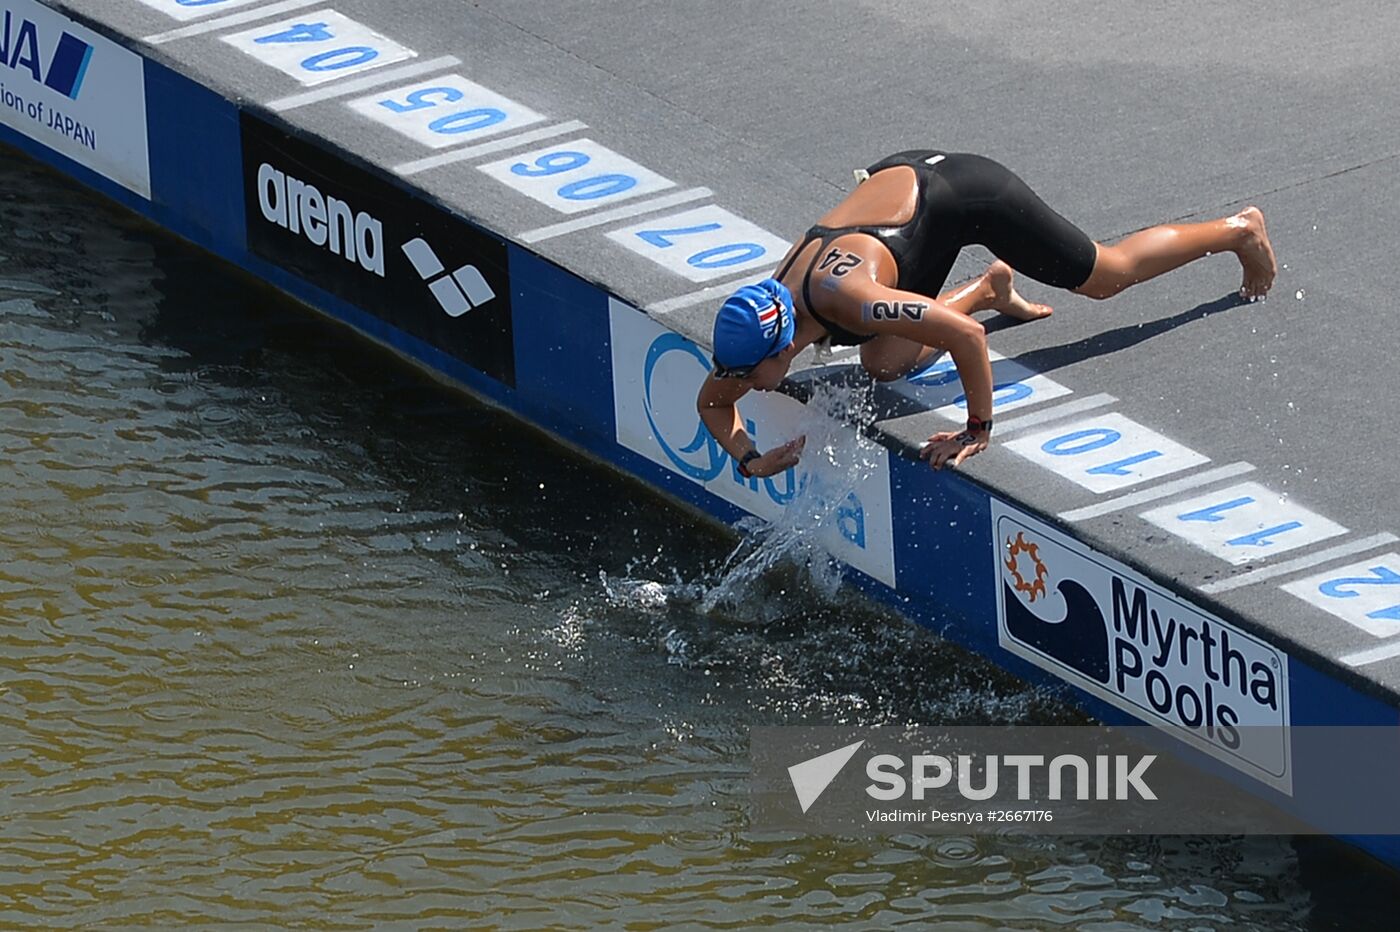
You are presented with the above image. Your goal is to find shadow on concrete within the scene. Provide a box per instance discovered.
[994,291,1247,375]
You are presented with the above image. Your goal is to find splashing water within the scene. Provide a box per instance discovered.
[592,375,892,629]
[576,368,1092,725]
[700,379,885,614]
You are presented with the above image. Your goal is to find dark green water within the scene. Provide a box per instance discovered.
[0,148,1393,929]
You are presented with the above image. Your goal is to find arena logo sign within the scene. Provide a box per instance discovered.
[255,162,385,277]
[240,113,515,387]
[991,500,1292,792]
[608,300,896,588]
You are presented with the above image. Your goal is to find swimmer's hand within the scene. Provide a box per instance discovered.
[747,437,805,478]
[919,429,988,470]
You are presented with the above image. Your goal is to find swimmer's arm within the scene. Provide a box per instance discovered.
[696,375,804,478]
[697,375,755,460]
[835,278,994,468]
[837,278,994,422]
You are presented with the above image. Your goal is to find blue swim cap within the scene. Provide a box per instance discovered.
[711,278,796,368]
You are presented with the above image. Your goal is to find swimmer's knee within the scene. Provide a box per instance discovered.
[1076,278,1124,300]
[862,359,906,382]
[1075,250,1130,300]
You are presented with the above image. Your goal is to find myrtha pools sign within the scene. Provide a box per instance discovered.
[1,0,150,197]
[991,501,1292,792]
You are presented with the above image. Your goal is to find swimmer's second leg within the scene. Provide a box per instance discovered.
[944,261,1054,321]
[1077,207,1278,301]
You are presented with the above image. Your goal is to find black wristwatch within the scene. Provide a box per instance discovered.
[966,415,993,433]
[737,449,762,478]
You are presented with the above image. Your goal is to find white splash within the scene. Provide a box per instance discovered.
[701,379,885,615]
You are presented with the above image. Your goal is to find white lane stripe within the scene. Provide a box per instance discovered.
[648,272,766,315]
[1059,462,1256,522]
[1341,639,1400,668]
[993,394,1117,437]
[1200,532,1400,594]
[520,188,713,244]
[268,56,460,111]
[145,0,324,44]
[394,121,587,176]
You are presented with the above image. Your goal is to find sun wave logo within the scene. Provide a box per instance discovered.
[1001,530,1111,684]
[1,11,94,100]
[640,332,869,549]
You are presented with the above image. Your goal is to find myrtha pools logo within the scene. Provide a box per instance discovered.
[992,502,1291,787]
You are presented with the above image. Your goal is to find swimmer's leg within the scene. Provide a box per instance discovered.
[944,260,1054,322]
[951,154,1276,302]
[860,335,930,382]
[861,263,1048,381]
[1076,207,1277,301]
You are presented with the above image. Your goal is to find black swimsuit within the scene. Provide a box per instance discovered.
[776,150,1098,346]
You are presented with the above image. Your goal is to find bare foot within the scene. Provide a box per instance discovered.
[1232,206,1277,301]
[985,260,1053,321]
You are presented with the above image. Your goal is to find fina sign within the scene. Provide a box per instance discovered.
[0,0,150,197]
[608,301,896,587]
[991,501,1292,792]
